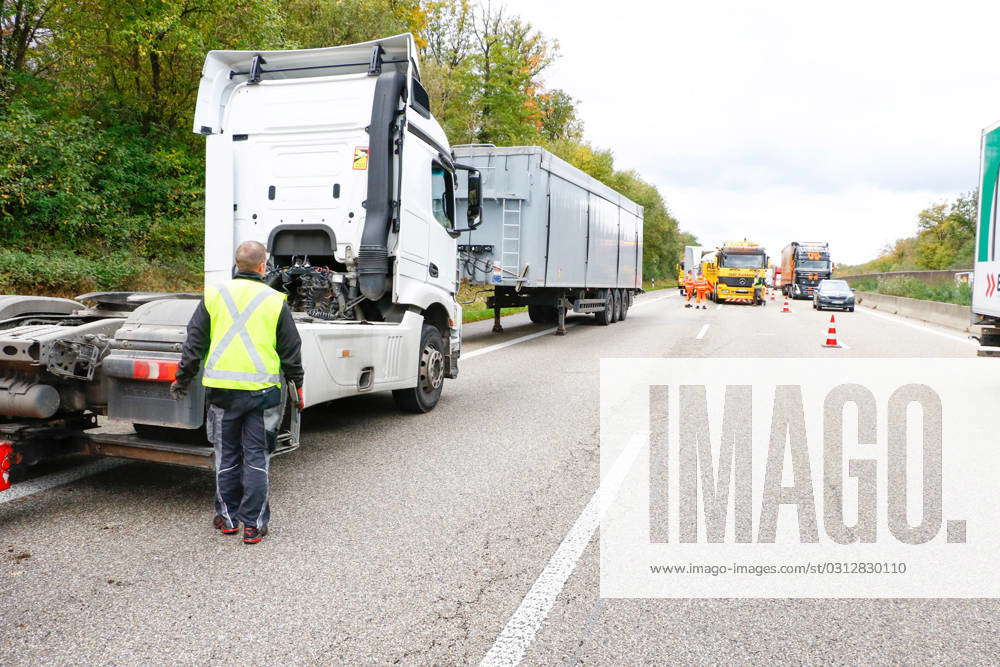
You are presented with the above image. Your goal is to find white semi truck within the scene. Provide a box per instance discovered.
[973,118,1000,356]
[0,34,483,483]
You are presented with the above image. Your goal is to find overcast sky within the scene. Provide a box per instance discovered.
[502,0,1000,264]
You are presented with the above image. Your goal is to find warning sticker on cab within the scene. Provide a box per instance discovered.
[353,146,369,170]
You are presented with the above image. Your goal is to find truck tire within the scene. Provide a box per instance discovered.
[610,289,620,323]
[528,304,557,324]
[619,290,628,321]
[594,289,612,326]
[393,323,445,413]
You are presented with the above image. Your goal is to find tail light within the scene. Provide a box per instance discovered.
[132,360,179,382]
[0,441,17,492]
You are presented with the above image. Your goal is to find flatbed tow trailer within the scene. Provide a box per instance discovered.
[0,34,482,492]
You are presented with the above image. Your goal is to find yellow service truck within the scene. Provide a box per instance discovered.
[701,241,768,304]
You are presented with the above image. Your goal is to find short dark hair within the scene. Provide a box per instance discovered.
[235,241,267,272]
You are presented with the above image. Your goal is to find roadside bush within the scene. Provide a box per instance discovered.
[0,249,150,296]
[0,101,203,261]
[849,276,972,307]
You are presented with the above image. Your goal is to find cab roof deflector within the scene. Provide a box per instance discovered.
[193,33,416,135]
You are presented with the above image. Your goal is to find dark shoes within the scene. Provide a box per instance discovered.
[214,515,269,543]
[243,525,268,545]
[213,514,239,535]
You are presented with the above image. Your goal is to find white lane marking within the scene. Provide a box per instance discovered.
[631,293,674,308]
[696,324,710,340]
[856,306,976,346]
[0,459,125,505]
[464,324,580,359]
[480,431,646,667]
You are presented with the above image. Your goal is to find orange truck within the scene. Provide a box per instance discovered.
[779,241,832,299]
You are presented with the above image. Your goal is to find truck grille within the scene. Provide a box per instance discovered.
[718,276,754,287]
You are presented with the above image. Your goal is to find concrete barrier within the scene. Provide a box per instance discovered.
[856,291,976,332]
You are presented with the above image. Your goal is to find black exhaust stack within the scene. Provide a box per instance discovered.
[358,69,406,301]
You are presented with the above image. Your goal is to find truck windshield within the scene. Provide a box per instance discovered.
[797,259,830,270]
[721,254,765,269]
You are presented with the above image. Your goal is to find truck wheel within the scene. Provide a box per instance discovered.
[528,304,557,324]
[594,289,612,326]
[610,289,620,323]
[619,290,629,321]
[393,324,445,414]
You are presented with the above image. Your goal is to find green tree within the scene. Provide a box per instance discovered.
[538,88,581,141]
[284,0,428,50]
[0,0,61,102]
[914,191,977,269]
[52,0,286,131]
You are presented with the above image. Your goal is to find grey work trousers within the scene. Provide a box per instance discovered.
[205,386,282,530]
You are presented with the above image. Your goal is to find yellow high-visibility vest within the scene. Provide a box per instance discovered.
[201,278,286,391]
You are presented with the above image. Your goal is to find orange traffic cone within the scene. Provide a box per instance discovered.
[781,299,791,313]
[823,314,841,348]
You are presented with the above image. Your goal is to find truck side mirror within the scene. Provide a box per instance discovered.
[466,170,482,229]
[450,162,483,236]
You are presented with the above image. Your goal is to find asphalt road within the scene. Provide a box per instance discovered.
[1,290,994,665]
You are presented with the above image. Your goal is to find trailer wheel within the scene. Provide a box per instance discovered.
[594,289,612,326]
[610,289,620,323]
[393,323,445,414]
[528,304,557,324]
[619,290,629,321]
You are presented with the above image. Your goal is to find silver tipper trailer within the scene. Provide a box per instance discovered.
[453,145,643,334]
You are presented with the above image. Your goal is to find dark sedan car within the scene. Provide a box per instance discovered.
[813,279,855,311]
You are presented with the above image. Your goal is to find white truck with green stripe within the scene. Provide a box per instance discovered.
[973,119,1000,355]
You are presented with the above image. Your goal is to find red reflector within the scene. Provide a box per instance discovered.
[132,360,179,381]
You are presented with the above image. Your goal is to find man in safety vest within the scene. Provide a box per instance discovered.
[684,271,696,308]
[753,274,766,306]
[171,241,304,544]
[695,273,711,309]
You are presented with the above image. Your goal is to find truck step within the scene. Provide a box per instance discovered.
[80,432,300,470]
[81,433,214,470]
